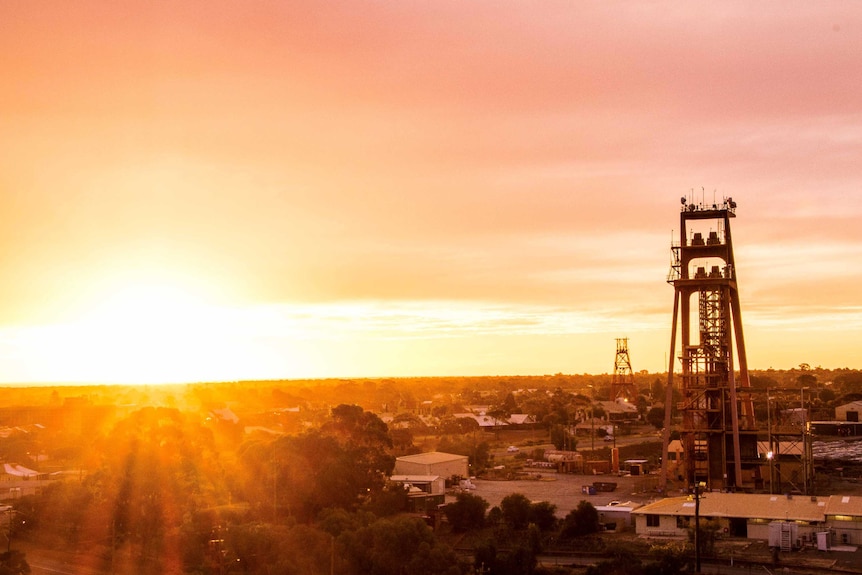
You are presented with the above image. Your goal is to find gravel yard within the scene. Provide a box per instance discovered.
[456,471,666,516]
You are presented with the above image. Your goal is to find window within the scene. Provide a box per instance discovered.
[647,514,660,527]
[677,516,690,529]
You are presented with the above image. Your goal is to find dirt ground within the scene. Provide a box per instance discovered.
[465,470,662,516]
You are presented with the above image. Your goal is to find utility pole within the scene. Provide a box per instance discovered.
[801,387,810,496]
[767,389,774,494]
[6,507,12,553]
[694,482,703,574]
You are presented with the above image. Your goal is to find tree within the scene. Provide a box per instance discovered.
[0,550,29,575]
[688,518,720,559]
[364,483,410,517]
[750,373,779,390]
[474,540,538,575]
[443,492,488,532]
[389,428,416,454]
[835,371,862,392]
[237,405,396,522]
[560,501,599,539]
[227,522,331,574]
[590,404,606,420]
[646,406,665,430]
[650,379,664,401]
[500,493,532,530]
[643,545,689,575]
[636,395,649,419]
[437,435,490,471]
[797,373,817,388]
[68,407,228,565]
[340,516,461,575]
[528,501,557,532]
[549,424,569,451]
[585,547,642,575]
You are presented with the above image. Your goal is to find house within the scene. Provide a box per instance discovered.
[394,451,469,481]
[597,399,639,423]
[507,414,537,427]
[453,412,536,429]
[574,418,612,437]
[453,413,507,428]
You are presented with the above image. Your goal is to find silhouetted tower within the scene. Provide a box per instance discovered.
[660,194,758,492]
[611,338,637,403]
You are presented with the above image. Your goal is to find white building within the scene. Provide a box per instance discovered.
[632,492,862,548]
[394,451,469,480]
[835,401,862,422]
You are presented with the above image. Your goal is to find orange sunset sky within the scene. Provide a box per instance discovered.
[2,2,862,384]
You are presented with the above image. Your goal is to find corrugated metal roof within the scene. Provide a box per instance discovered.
[390,475,441,482]
[836,400,862,411]
[396,451,468,465]
[824,495,862,517]
[632,493,829,523]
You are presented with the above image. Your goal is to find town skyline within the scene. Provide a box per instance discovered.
[3,2,862,384]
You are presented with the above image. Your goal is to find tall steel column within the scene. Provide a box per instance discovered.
[611,337,637,403]
[660,195,758,492]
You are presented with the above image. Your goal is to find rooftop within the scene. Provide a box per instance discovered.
[396,451,468,465]
[632,492,862,523]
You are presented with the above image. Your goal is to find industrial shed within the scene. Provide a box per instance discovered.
[389,475,447,513]
[393,451,469,480]
[633,492,862,548]
[835,401,862,423]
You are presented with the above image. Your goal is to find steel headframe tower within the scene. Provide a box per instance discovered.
[659,194,758,492]
[611,337,637,403]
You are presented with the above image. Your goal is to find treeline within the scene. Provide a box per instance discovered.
[5,402,700,575]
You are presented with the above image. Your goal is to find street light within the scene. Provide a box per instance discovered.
[766,451,774,495]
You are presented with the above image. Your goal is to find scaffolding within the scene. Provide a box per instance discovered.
[764,388,814,495]
[660,195,759,492]
[611,337,637,403]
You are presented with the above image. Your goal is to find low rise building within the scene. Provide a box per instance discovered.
[836,401,862,422]
[394,451,469,480]
[389,475,446,513]
[632,492,862,548]
[595,501,642,530]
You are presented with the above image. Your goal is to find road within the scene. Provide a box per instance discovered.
[15,541,111,575]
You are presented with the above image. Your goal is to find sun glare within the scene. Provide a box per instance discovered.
[58,281,223,383]
[87,282,214,326]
